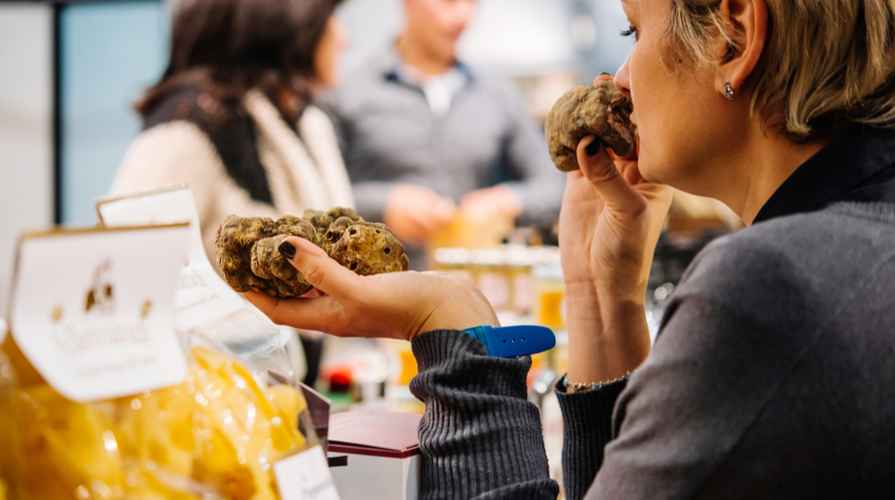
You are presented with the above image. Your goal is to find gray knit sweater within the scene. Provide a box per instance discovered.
[408,126,895,499]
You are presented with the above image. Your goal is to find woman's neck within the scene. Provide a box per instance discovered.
[710,120,831,226]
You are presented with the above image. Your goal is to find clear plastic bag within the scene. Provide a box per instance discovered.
[188,306,307,389]
[0,331,318,500]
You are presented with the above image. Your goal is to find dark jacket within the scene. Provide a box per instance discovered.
[408,125,895,499]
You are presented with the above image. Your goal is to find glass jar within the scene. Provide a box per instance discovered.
[532,262,565,330]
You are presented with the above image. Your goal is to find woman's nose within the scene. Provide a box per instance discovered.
[614,55,633,97]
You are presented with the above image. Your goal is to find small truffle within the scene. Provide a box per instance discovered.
[544,81,636,172]
[251,234,312,297]
[215,215,278,293]
[331,223,410,275]
[215,208,410,299]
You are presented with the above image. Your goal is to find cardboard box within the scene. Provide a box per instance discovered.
[328,411,422,500]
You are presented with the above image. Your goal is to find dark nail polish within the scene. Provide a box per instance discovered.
[600,72,611,76]
[279,241,296,260]
[585,141,601,156]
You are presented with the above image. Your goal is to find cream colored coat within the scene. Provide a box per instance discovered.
[111,90,354,265]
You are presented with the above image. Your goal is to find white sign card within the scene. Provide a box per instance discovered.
[9,224,191,402]
[274,445,341,500]
[96,185,246,331]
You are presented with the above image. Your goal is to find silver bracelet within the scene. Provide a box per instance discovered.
[563,372,631,393]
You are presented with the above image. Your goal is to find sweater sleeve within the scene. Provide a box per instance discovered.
[409,330,559,500]
[554,377,627,500]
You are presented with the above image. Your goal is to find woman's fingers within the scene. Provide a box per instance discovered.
[280,236,367,302]
[576,136,648,216]
[593,73,613,85]
[300,288,327,299]
[243,290,278,315]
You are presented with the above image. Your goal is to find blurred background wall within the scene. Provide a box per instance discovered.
[0,4,54,320]
[0,0,168,318]
[338,0,631,119]
[338,0,630,77]
[0,0,633,319]
[58,1,169,225]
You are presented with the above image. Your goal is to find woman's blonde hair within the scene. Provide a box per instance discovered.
[667,0,895,141]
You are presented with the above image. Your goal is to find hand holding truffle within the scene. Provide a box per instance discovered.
[243,236,500,342]
[554,75,673,387]
[215,207,409,299]
[545,80,636,172]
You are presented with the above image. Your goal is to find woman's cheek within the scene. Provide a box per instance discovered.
[632,117,667,184]
[635,139,658,183]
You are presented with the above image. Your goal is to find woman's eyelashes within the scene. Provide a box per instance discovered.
[620,25,639,41]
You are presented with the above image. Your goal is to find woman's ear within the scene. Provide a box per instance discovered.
[715,0,768,100]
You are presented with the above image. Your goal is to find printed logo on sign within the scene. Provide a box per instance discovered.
[85,259,115,314]
[10,224,192,402]
[50,258,152,356]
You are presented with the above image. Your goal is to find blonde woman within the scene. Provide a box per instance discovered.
[247,0,895,497]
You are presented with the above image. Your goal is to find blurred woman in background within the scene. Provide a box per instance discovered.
[111,0,352,265]
[111,0,350,386]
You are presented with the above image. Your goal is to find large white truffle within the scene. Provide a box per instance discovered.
[545,81,636,172]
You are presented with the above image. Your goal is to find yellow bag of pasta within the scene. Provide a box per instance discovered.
[0,340,16,500]
[0,333,317,500]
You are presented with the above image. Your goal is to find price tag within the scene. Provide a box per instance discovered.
[274,445,341,500]
[97,185,246,331]
[9,224,190,402]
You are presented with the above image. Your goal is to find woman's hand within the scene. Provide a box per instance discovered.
[561,140,672,299]
[560,77,673,383]
[243,236,499,341]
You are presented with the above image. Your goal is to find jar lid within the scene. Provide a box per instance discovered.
[433,247,470,265]
[532,263,564,280]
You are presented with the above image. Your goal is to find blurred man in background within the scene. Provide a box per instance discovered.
[328,0,564,269]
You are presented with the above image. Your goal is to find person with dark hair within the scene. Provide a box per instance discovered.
[111,0,352,266]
